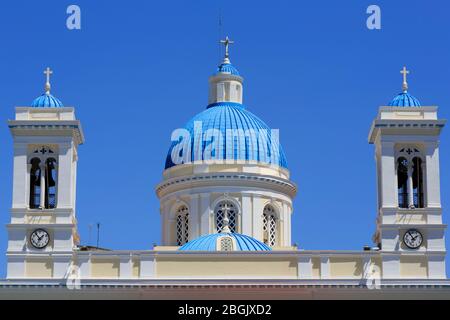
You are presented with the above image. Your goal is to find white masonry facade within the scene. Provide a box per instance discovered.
[1,55,449,298]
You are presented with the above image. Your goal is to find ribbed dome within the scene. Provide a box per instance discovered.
[178,233,271,251]
[31,93,64,108]
[216,62,240,76]
[389,92,421,107]
[165,102,288,169]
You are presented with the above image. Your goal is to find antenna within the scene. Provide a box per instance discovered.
[96,222,100,248]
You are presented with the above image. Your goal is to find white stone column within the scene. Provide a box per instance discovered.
[160,201,168,245]
[287,204,292,246]
[12,143,28,209]
[252,195,264,242]
[297,256,313,279]
[320,256,330,279]
[199,193,210,234]
[282,202,289,247]
[77,254,91,279]
[407,163,414,208]
[241,195,252,235]
[39,162,46,208]
[428,255,446,279]
[119,254,133,279]
[425,141,441,208]
[140,254,156,278]
[380,142,396,208]
[53,255,72,278]
[189,195,200,240]
[381,254,400,279]
[57,142,74,209]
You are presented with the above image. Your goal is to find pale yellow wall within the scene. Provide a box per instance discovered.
[400,256,428,278]
[25,258,53,278]
[329,257,363,278]
[156,257,297,278]
[91,259,120,278]
[311,257,321,278]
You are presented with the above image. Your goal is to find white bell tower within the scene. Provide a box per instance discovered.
[6,68,84,279]
[368,67,446,279]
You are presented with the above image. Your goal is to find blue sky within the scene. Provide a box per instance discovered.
[0,0,450,277]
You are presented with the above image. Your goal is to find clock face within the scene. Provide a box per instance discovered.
[403,229,423,249]
[30,229,50,249]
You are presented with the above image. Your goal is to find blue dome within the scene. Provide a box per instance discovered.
[179,233,271,251]
[31,93,64,108]
[216,62,240,76]
[389,92,421,107]
[165,102,288,169]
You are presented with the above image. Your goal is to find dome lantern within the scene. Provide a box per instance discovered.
[208,36,243,105]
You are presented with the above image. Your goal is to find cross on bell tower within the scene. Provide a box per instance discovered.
[44,67,53,94]
[368,69,447,279]
[400,66,410,93]
[6,71,85,279]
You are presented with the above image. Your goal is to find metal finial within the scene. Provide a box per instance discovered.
[43,67,53,95]
[220,36,234,63]
[400,66,410,93]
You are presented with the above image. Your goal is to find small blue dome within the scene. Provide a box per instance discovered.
[216,62,240,76]
[179,233,271,251]
[165,102,288,169]
[389,92,421,107]
[31,93,64,108]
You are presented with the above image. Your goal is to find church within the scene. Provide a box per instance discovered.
[0,38,449,299]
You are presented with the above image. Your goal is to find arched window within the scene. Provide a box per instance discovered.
[45,158,57,209]
[215,201,237,233]
[29,158,41,209]
[263,205,277,247]
[29,146,58,209]
[397,157,409,208]
[412,157,424,208]
[397,147,425,209]
[176,205,189,245]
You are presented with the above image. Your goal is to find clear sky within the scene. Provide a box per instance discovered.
[0,0,449,277]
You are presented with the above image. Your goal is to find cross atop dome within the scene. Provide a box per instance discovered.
[400,66,410,93]
[220,36,234,63]
[44,67,53,95]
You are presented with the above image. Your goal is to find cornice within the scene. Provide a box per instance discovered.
[156,172,297,199]
[8,120,84,145]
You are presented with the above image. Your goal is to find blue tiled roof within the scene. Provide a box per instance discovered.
[389,92,421,107]
[165,102,288,169]
[178,233,271,251]
[216,62,240,76]
[31,93,64,108]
